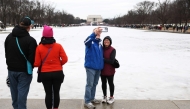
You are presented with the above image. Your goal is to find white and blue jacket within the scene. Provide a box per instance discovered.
[84,32,104,70]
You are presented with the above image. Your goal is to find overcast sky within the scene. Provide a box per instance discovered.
[45,0,168,19]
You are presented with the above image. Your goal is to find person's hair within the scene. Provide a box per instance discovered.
[19,22,30,29]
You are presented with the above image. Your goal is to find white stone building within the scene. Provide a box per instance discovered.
[87,15,103,25]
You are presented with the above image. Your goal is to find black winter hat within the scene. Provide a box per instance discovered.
[103,36,112,47]
[20,17,31,26]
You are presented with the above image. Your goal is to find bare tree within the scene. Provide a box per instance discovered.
[0,0,76,26]
[127,10,140,24]
[178,0,190,25]
[135,1,155,24]
[154,0,172,28]
[0,0,12,26]
[45,3,55,25]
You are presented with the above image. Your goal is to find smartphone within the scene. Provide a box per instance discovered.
[100,27,108,32]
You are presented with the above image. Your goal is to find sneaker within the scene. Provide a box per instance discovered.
[84,102,95,109]
[102,96,107,103]
[91,99,101,104]
[107,97,115,104]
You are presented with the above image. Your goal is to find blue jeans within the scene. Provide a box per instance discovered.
[84,68,101,103]
[8,70,32,109]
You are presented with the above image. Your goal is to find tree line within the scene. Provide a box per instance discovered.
[105,0,190,27]
[0,0,86,26]
[1,0,189,27]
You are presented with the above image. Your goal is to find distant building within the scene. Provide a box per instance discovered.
[75,17,80,20]
[87,15,103,25]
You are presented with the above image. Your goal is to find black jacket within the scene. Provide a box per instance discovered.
[4,25,37,73]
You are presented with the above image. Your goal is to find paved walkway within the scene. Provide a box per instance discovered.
[0,99,190,109]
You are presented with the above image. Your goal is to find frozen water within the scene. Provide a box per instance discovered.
[0,26,190,100]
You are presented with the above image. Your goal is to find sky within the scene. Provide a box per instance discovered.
[44,0,167,19]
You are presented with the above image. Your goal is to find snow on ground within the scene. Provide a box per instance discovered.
[0,26,190,100]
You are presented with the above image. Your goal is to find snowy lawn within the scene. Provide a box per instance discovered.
[0,26,190,100]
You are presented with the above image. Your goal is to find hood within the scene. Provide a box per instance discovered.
[103,36,112,47]
[40,37,56,45]
[12,25,30,37]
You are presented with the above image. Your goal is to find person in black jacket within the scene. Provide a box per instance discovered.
[4,17,37,109]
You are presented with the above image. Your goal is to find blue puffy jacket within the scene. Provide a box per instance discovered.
[84,33,104,70]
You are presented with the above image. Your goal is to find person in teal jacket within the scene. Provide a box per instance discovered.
[84,27,104,109]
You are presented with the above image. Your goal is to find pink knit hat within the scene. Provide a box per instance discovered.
[43,25,53,37]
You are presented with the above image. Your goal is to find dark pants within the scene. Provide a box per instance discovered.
[41,71,64,109]
[8,70,32,109]
[101,75,114,97]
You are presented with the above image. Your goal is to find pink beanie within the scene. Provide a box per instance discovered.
[43,25,53,37]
